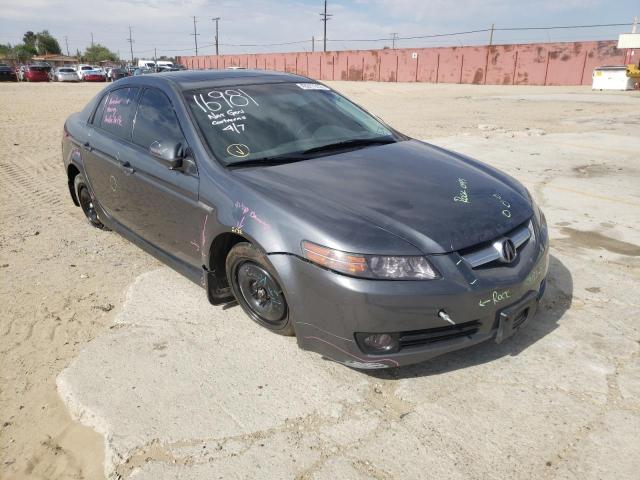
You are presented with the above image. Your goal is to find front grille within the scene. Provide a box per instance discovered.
[399,320,480,349]
[459,220,534,269]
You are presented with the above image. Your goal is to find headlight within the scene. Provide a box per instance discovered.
[301,241,440,280]
[526,189,548,247]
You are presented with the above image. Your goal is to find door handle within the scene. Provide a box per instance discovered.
[120,161,135,175]
[83,141,92,152]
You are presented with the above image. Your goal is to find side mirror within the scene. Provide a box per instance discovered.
[150,141,184,170]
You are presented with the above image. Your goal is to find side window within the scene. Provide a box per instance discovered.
[99,87,140,140]
[132,88,185,152]
[91,93,108,125]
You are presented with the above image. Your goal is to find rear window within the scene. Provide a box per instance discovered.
[59,68,75,73]
[29,66,48,72]
[98,87,140,140]
[81,66,92,71]
[0,67,12,72]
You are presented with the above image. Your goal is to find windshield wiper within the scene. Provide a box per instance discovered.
[301,137,396,155]
[226,154,307,168]
[227,137,397,168]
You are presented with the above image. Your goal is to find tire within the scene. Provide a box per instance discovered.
[74,173,107,230]
[226,242,295,336]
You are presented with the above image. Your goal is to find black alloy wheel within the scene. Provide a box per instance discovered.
[74,174,106,229]
[226,242,294,336]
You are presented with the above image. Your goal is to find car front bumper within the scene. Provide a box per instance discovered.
[268,231,549,369]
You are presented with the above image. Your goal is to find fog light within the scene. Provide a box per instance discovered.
[356,332,399,354]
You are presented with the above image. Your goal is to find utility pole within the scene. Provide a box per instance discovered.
[212,17,221,55]
[390,32,399,49]
[64,36,70,56]
[127,26,134,64]
[154,47,157,71]
[319,0,332,52]
[191,16,200,56]
[312,36,315,52]
[489,24,495,46]
[91,32,94,47]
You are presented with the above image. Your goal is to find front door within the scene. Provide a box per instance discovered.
[125,87,203,268]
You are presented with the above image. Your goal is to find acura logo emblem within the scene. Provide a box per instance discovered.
[501,239,517,263]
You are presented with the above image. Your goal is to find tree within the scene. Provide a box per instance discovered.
[0,43,12,57]
[13,44,36,62]
[36,30,61,55]
[83,43,118,63]
[23,31,36,49]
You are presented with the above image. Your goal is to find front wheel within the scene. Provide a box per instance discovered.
[226,242,294,336]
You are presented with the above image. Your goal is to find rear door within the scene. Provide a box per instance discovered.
[82,86,141,226]
[126,87,202,267]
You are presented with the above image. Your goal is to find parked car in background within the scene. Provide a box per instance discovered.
[82,69,106,82]
[61,70,549,369]
[76,64,95,80]
[133,67,152,75]
[108,67,128,81]
[0,65,18,81]
[173,64,187,70]
[52,67,80,82]
[18,65,50,82]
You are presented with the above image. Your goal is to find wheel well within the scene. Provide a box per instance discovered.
[209,232,248,283]
[67,164,80,206]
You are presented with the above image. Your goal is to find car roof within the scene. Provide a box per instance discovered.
[118,69,314,90]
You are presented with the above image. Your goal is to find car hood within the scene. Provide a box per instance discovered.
[232,140,533,254]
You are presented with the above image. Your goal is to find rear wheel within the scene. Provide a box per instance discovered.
[74,174,106,229]
[226,242,294,336]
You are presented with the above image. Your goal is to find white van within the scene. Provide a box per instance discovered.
[137,59,174,69]
[137,59,157,69]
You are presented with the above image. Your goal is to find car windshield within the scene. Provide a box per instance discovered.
[81,66,92,70]
[59,68,75,73]
[185,82,398,166]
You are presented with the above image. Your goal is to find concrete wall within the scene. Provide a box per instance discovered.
[177,40,625,86]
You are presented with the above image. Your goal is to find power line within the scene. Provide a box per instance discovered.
[129,20,636,57]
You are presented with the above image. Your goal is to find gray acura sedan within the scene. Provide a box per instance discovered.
[62,70,548,369]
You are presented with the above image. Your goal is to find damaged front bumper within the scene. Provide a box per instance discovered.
[268,233,549,370]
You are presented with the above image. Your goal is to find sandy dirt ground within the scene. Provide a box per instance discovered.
[1,80,639,479]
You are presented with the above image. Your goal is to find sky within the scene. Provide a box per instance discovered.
[0,0,637,59]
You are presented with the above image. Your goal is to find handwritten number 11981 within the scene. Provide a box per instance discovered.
[193,89,259,113]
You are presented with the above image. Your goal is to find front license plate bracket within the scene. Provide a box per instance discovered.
[495,291,538,344]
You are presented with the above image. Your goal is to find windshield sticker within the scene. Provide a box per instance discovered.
[227,144,250,158]
[492,193,512,218]
[453,178,470,204]
[193,89,259,135]
[296,83,330,90]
